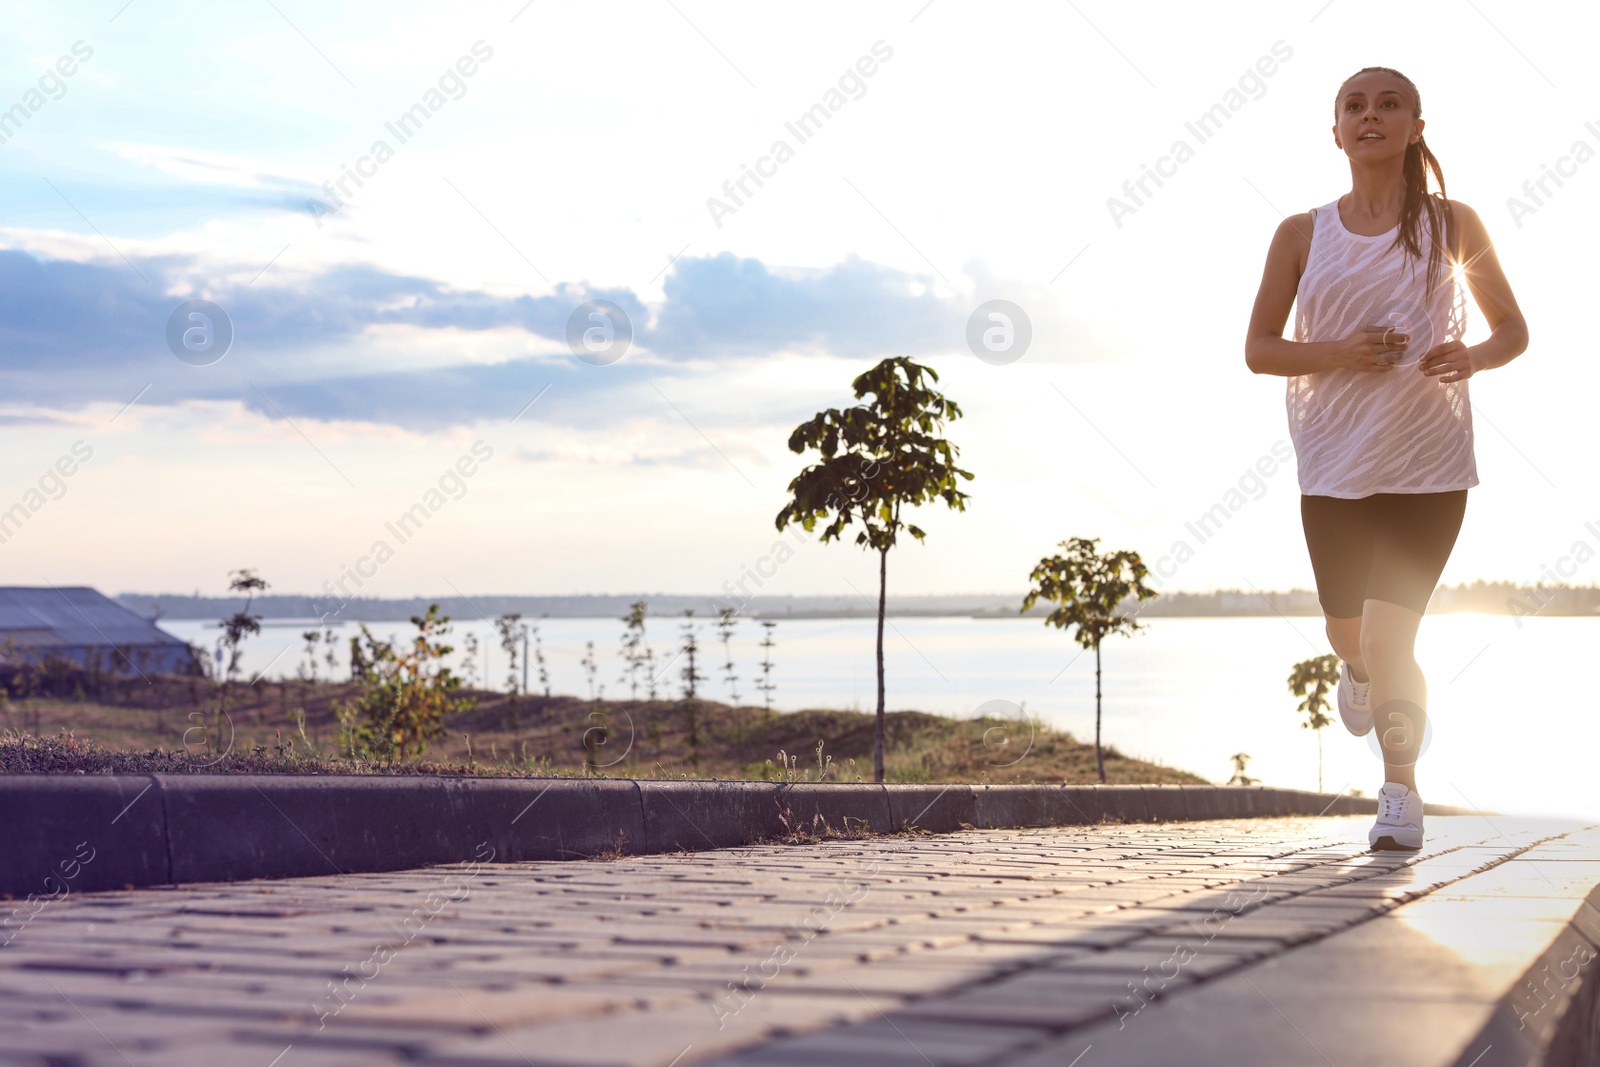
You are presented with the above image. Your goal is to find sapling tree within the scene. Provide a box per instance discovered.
[1228,752,1258,786]
[299,629,321,682]
[219,569,268,696]
[1288,654,1338,792]
[678,610,705,699]
[678,610,706,772]
[349,635,370,681]
[494,612,528,729]
[461,632,480,689]
[494,613,525,695]
[715,608,740,704]
[580,640,601,700]
[642,645,659,701]
[619,600,649,699]
[756,620,777,713]
[1021,537,1158,784]
[531,619,550,697]
[776,356,974,783]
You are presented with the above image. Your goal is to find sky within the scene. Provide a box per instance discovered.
[0,0,1593,603]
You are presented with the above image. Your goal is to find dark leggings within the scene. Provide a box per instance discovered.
[1300,491,1468,617]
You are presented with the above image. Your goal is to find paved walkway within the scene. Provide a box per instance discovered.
[2,814,1597,1067]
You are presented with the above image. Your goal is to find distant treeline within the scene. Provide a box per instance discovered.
[116,593,1030,622]
[117,580,1600,622]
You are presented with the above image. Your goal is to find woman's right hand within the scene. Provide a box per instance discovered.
[1333,324,1407,372]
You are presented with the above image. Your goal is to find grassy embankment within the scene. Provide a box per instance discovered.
[0,676,1206,784]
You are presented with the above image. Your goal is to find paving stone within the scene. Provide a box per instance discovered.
[4,814,1595,1067]
[1113,935,1288,963]
[994,858,1598,1067]
[810,929,975,952]
[1394,893,1594,924]
[1000,982,1507,1067]
[851,940,1074,969]
[1149,910,1351,945]
[712,958,1004,999]
[700,1016,1042,1066]
[972,919,1163,948]
[604,930,788,951]
[0,1024,204,1061]
[736,938,904,965]
[1038,942,1268,981]
[415,991,901,1066]
[414,953,665,982]
[888,969,1135,1030]
[0,1011,238,1048]
[77,1039,403,1066]
[1432,858,1600,898]
[329,984,638,1030]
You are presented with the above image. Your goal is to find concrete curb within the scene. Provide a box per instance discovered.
[0,776,1478,898]
[1452,880,1600,1066]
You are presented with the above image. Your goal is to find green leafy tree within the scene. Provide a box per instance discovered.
[335,605,474,761]
[1288,654,1339,792]
[1021,537,1157,783]
[776,356,974,783]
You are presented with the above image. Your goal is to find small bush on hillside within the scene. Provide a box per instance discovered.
[333,605,474,761]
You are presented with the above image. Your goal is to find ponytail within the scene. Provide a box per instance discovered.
[1399,133,1454,297]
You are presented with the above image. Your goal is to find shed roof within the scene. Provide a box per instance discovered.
[0,586,190,649]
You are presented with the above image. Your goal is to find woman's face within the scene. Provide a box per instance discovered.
[1332,71,1423,161]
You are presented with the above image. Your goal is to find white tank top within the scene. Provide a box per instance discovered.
[1287,197,1478,498]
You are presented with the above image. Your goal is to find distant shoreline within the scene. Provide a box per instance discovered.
[118,583,1600,622]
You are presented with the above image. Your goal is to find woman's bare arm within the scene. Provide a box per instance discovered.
[1246,212,1436,377]
[1451,200,1528,376]
[1245,213,1348,376]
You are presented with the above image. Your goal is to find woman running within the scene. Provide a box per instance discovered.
[1245,66,1528,850]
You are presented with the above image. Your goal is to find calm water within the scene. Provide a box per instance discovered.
[159,613,1599,820]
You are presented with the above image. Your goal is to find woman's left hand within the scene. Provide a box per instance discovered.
[1418,340,1475,383]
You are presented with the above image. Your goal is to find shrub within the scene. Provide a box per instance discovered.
[334,605,474,761]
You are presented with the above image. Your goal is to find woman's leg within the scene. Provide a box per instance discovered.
[1301,494,1379,676]
[1361,599,1426,790]
[1325,615,1366,681]
[1360,490,1469,792]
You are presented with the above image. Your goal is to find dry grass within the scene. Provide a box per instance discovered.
[0,679,1207,785]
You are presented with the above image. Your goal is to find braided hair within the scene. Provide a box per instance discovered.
[1335,67,1457,297]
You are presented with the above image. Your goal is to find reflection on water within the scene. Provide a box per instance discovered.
[158,612,1598,820]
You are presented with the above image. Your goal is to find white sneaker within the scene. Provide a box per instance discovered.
[1369,782,1424,851]
[1337,660,1372,736]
